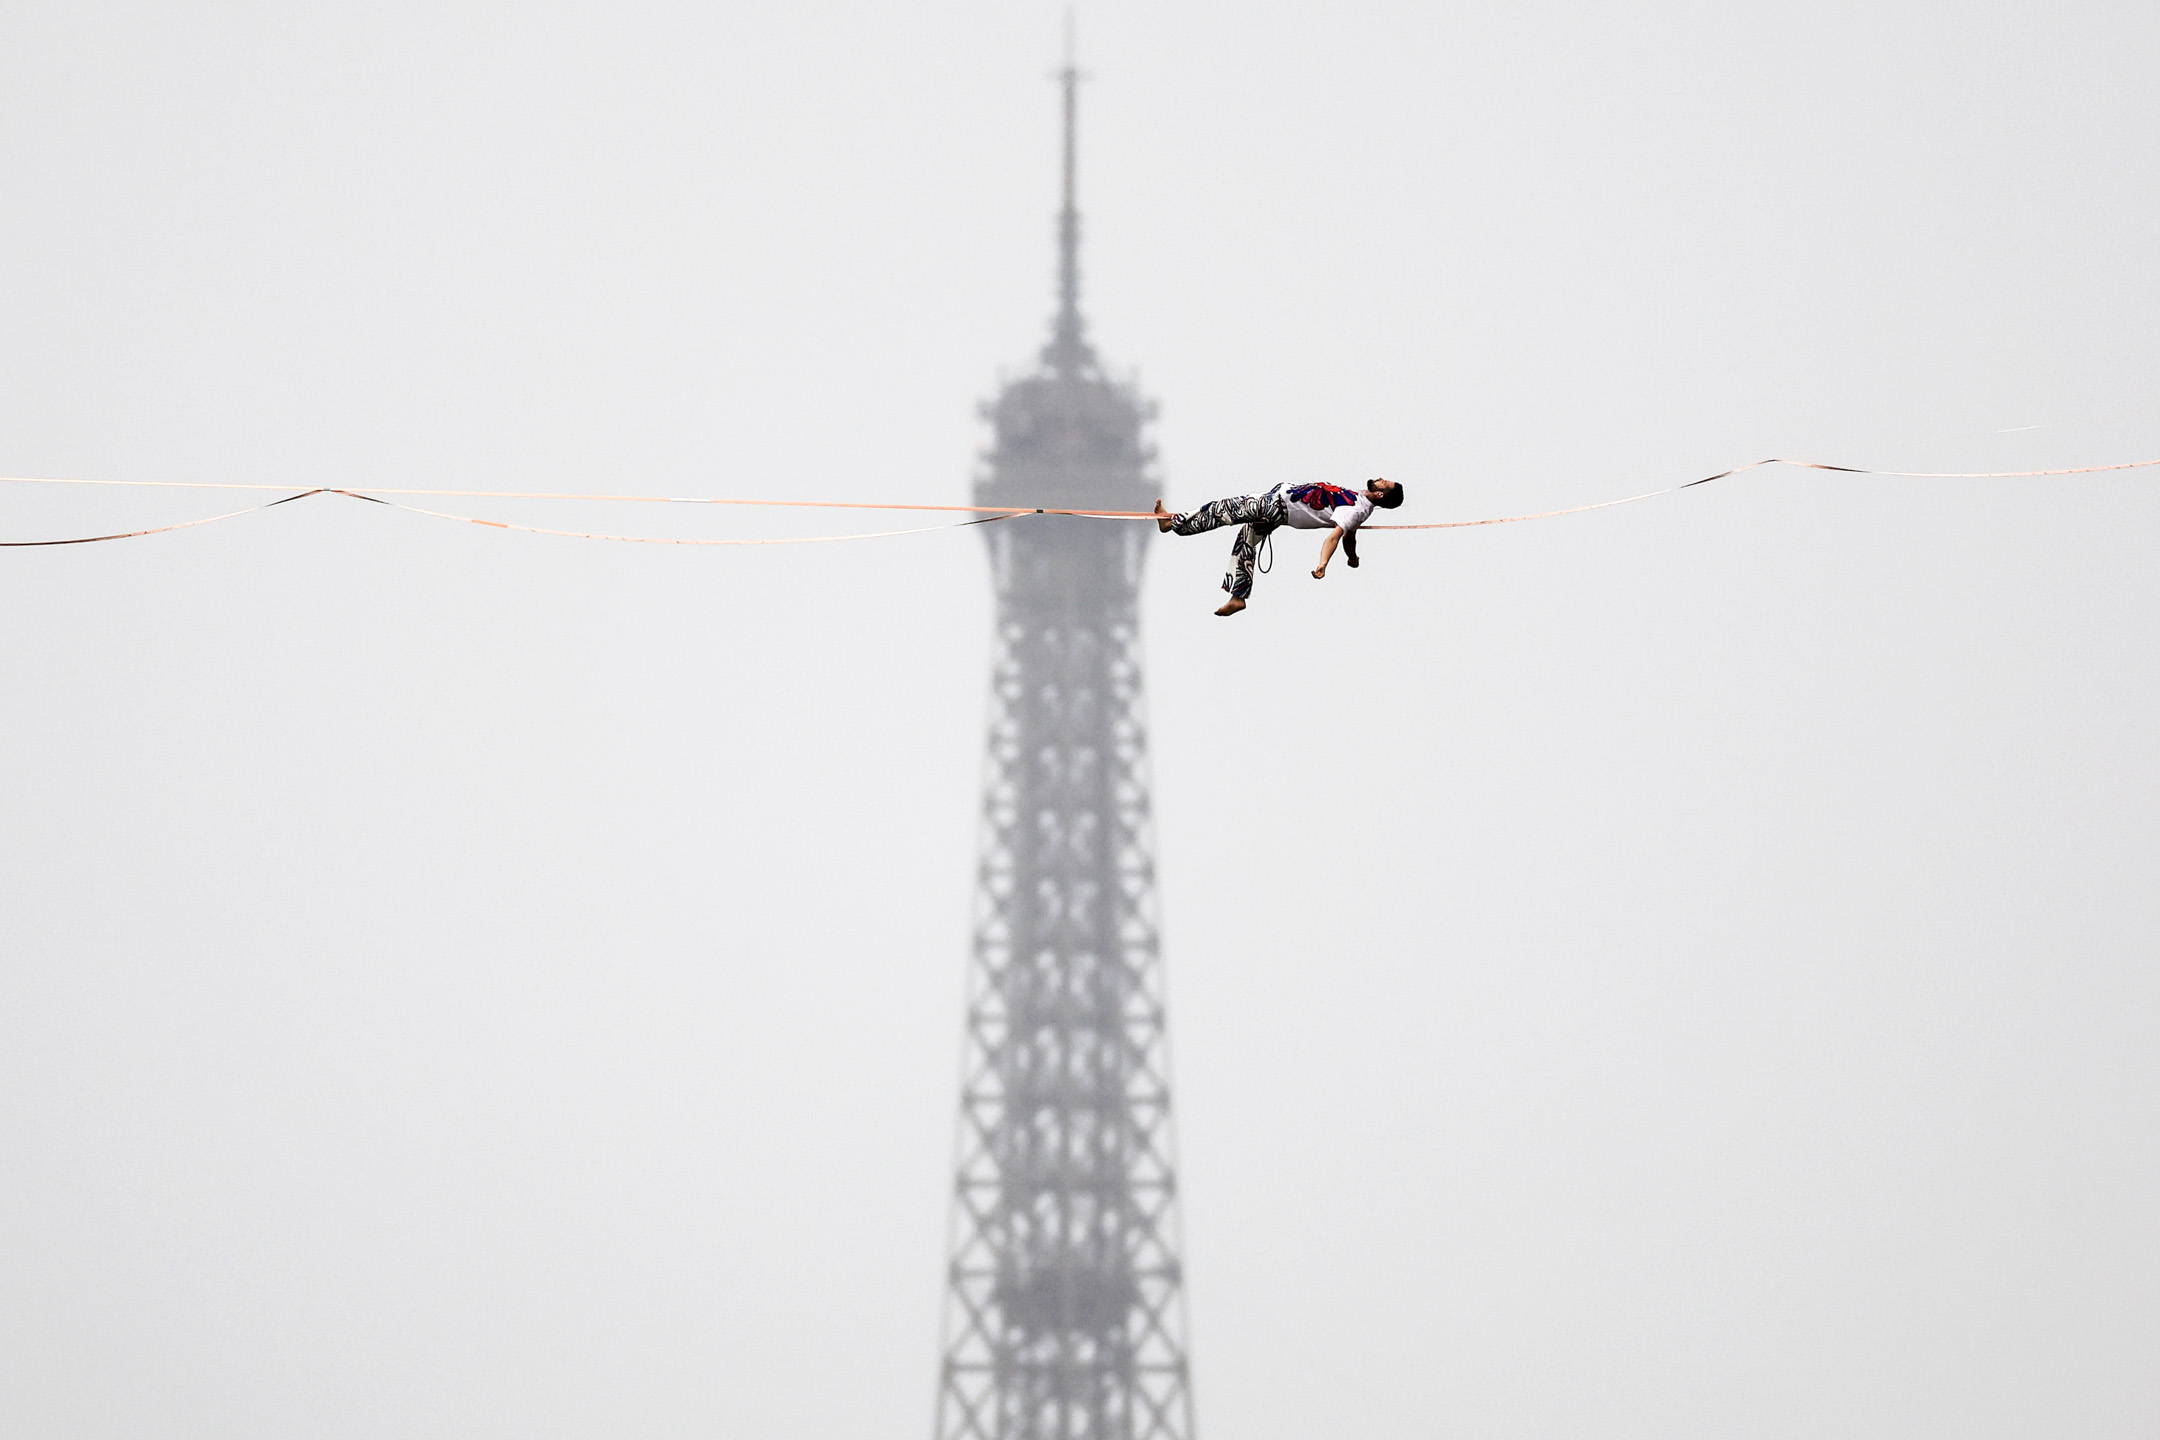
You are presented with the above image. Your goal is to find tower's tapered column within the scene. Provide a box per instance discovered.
[934,62,1194,1440]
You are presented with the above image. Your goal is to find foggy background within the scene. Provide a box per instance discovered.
[4,2,2156,1437]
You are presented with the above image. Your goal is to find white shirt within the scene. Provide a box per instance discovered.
[1283,485,1374,534]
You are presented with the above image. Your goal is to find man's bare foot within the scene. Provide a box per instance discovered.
[1214,598,1247,616]
[1153,499,1175,534]
[1311,567,1327,579]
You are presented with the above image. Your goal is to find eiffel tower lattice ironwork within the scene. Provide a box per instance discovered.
[933,56,1196,1440]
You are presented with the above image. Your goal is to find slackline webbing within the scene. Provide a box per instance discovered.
[340,489,1028,544]
[3,455,2156,547]
[1361,456,2160,530]
[0,489,324,547]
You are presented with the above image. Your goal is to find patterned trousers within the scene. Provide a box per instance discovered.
[1171,485,1289,600]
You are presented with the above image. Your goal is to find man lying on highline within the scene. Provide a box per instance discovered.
[1153,479,1405,615]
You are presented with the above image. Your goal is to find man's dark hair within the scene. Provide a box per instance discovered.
[1376,480,1405,509]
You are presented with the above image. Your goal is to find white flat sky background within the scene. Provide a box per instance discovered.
[3,3,2156,1437]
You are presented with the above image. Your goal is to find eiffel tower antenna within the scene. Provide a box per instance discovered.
[1047,9,1092,376]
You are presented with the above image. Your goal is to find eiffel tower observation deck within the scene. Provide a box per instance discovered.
[933,56,1196,1440]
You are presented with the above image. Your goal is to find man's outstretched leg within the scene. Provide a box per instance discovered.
[1159,491,1277,537]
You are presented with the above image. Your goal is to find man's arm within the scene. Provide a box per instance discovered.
[1343,530,1360,568]
[1312,525,1344,578]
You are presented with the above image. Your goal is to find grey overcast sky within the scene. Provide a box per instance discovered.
[4,2,2157,1437]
